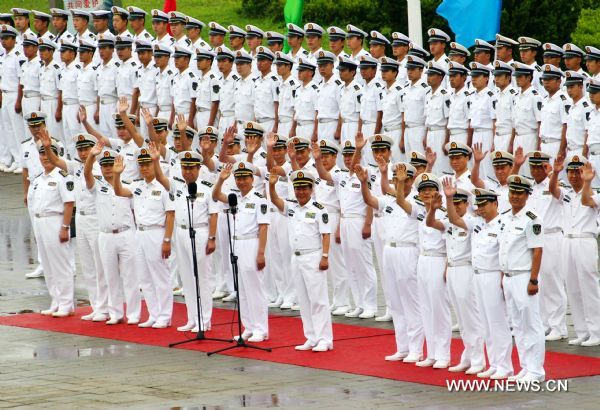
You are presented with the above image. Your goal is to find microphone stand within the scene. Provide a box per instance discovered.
[207,204,271,356]
[169,195,231,348]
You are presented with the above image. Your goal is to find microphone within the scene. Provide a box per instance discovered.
[228,193,238,215]
[187,181,197,202]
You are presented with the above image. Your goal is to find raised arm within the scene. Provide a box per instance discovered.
[112,156,133,197]
[425,146,436,173]
[549,155,564,200]
[149,141,170,191]
[287,143,299,171]
[375,156,394,195]
[218,126,237,164]
[212,163,232,203]
[312,141,332,182]
[393,164,413,215]
[118,98,144,148]
[268,170,285,212]
[470,142,487,188]
[511,146,525,175]
[581,162,597,208]
[39,128,67,172]
[198,135,216,172]
[79,106,112,147]
[354,164,379,210]
[141,108,166,157]
[442,177,467,230]
[425,192,446,232]
[350,131,366,173]
[84,141,104,190]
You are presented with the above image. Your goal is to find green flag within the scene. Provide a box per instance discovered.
[283,0,304,52]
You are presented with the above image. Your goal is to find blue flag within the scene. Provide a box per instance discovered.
[437,0,502,47]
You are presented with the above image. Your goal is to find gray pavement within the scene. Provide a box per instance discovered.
[1,172,599,409]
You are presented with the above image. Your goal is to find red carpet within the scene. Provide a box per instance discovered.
[1,303,599,387]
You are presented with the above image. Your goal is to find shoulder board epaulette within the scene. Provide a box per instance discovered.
[340,169,349,173]
[115,61,120,67]
[201,180,213,188]
[439,206,447,212]
[260,152,267,158]
[232,74,239,80]
[21,137,32,144]
[39,59,44,66]
[285,198,298,203]
[189,72,195,78]
[509,88,516,94]
[354,84,360,91]
[385,192,396,197]
[94,175,102,181]
[92,64,100,70]
[53,64,60,69]
[560,94,567,101]
[487,90,494,97]
[130,61,137,66]
[440,89,447,94]
[59,170,68,177]
[287,79,294,86]
[75,64,81,69]
[312,201,324,210]
[302,49,309,55]
[271,76,278,81]
[74,158,82,163]
[502,209,511,214]
[144,33,151,38]
[396,85,401,91]
[312,84,318,90]
[254,192,265,198]
[167,69,173,75]
[169,146,178,153]
[583,101,589,107]
[209,73,215,79]
[15,50,20,56]
[526,211,537,220]
[173,176,185,183]
[421,83,428,88]
[122,179,131,185]
[532,89,538,95]
[535,65,542,72]
[134,178,144,182]
[335,79,342,86]
[375,82,381,88]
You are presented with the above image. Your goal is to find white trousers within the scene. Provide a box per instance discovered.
[341,121,358,143]
[175,226,212,330]
[472,129,494,180]
[266,211,293,304]
[99,229,141,321]
[277,121,293,140]
[293,251,333,346]
[237,237,269,337]
[361,123,376,165]
[426,129,450,175]
[76,214,108,314]
[387,128,403,163]
[0,91,24,167]
[503,273,545,379]
[296,122,315,139]
[383,245,423,355]
[404,126,426,159]
[539,233,567,335]
[62,104,83,158]
[371,217,390,313]
[541,140,561,160]
[317,121,338,142]
[563,237,600,339]
[99,102,118,139]
[474,271,513,374]
[326,213,349,308]
[495,133,511,153]
[22,96,41,133]
[136,229,173,325]
[339,216,377,312]
[34,215,75,312]
[447,264,485,368]
[40,99,64,147]
[417,254,451,362]
[513,133,538,178]
[214,212,234,293]
[589,153,600,189]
